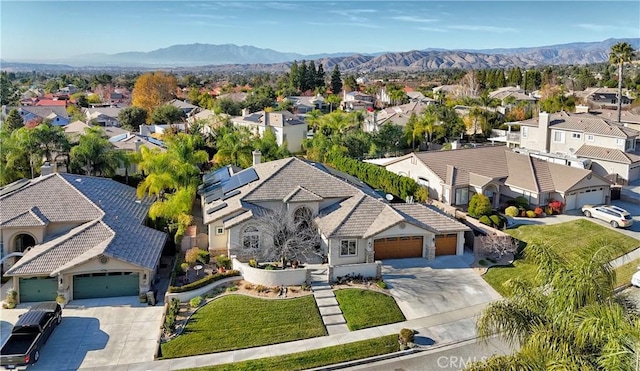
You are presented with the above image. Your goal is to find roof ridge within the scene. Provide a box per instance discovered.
[57,173,107,219]
[328,193,367,238]
[242,157,296,200]
[527,156,541,193]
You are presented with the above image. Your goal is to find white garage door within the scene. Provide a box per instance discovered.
[629,165,640,182]
[577,187,605,207]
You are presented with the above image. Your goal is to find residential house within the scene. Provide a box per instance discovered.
[575,87,633,109]
[168,99,200,117]
[0,170,167,303]
[378,145,611,211]
[511,111,640,182]
[58,85,78,95]
[586,108,640,133]
[230,110,308,153]
[488,86,537,115]
[217,92,248,103]
[201,155,470,277]
[341,91,375,112]
[35,99,67,107]
[187,109,229,134]
[286,95,329,114]
[363,100,431,132]
[14,106,70,126]
[84,107,124,127]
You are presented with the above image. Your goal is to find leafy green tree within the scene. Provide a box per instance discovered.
[31,123,71,164]
[467,240,640,371]
[0,127,40,183]
[0,72,19,106]
[118,106,148,132]
[213,126,255,168]
[255,128,289,162]
[609,42,636,122]
[326,94,341,113]
[372,123,405,156]
[243,85,276,112]
[330,65,343,94]
[213,97,242,116]
[4,108,24,132]
[315,63,325,89]
[70,127,122,176]
[150,105,185,125]
[343,75,358,91]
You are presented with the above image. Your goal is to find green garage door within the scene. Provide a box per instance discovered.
[73,272,139,299]
[19,277,58,302]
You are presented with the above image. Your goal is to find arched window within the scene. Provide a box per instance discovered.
[242,226,260,249]
[14,234,36,253]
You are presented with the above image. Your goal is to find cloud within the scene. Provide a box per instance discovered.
[306,21,380,29]
[264,2,301,10]
[330,8,377,22]
[177,13,237,20]
[448,25,518,33]
[392,15,438,23]
[574,23,636,33]
[417,27,448,33]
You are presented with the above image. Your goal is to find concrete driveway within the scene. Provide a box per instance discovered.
[0,296,164,370]
[381,252,502,320]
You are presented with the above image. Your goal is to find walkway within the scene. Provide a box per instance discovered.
[310,267,349,335]
[611,247,640,269]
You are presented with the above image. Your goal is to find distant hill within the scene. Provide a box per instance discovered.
[2,38,638,72]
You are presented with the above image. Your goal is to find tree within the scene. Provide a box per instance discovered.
[0,72,19,106]
[0,127,40,183]
[255,128,289,161]
[31,123,71,164]
[478,234,518,260]
[131,71,177,116]
[467,240,640,370]
[326,94,341,113]
[4,109,24,132]
[609,42,636,123]
[330,65,343,94]
[150,105,185,125]
[118,107,148,132]
[467,193,492,218]
[251,206,322,266]
[70,127,122,176]
[213,126,255,168]
[343,75,358,92]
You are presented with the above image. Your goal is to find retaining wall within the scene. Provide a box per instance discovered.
[233,259,310,286]
[329,262,381,282]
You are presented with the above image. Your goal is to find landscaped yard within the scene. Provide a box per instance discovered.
[615,258,640,288]
[484,219,639,296]
[161,295,326,358]
[334,289,405,330]
[185,334,399,371]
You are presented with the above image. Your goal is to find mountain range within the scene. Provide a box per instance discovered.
[2,38,638,72]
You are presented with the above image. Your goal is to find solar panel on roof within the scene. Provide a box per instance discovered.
[222,168,258,193]
[0,179,32,197]
[205,187,224,203]
[203,166,231,185]
[206,202,228,214]
[222,189,241,200]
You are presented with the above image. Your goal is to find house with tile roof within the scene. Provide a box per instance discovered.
[230,110,308,153]
[201,155,470,277]
[0,171,167,303]
[7,106,70,126]
[83,107,124,127]
[378,145,611,211]
[364,100,432,132]
[509,111,640,182]
[575,87,633,109]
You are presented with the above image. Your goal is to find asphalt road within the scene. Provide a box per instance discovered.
[347,336,516,371]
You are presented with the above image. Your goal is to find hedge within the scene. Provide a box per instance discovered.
[167,270,240,293]
[326,156,422,201]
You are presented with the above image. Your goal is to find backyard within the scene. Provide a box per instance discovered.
[483,219,639,296]
[160,295,326,358]
[334,289,405,330]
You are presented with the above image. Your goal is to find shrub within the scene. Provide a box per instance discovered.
[414,186,429,202]
[215,255,232,270]
[479,259,488,266]
[479,215,491,226]
[514,196,530,209]
[526,210,537,218]
[505,206,519,217]
[167,270,240,293]
[244,283,254,290]
[534,207,544,216]
[265,264,275,271]
[196,249,210,265]
[489,215,504,229]
[376,280,388,289]
[189,296,203,308]
[180,262,189,272]
[226,286,238,292]
[301,283,311,291]
[545,206,554,215]
[255,285,269,293]
[399,328,416,349]
[468,194,493,218]
[4,289,17,309]
[164,313,176,332]
[139,293,147,303]
[548,200,564,214]
[185,247,203,265]
[249,259,258,268]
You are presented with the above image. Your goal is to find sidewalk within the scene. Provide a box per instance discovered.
[611,246,640,269]
[81,302,490,371]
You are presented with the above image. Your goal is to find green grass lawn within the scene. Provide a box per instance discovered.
[483,219,639,296]
[184,334,400,371]
[615,258,640,288]
[161,295,327,358]
[334,289,405,330]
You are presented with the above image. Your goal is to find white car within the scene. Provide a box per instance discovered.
[581,204,634,228]
[632,269,640,287]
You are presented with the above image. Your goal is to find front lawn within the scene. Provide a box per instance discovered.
[184,334,399,371]
[615,257,640,288]
[334,289,405,330]
[161,295,326,358]
[484,220,639,296]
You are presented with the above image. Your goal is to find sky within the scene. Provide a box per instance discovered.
[1,0,639,61]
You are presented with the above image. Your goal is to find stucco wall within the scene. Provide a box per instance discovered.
[587,159,631,181]
[232,259,309,286]
[385,156,442,201]
[327,238,366,266]
[283,123,308,153]
[330,262,381,282]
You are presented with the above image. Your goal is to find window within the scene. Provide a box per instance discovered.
[340,240,357,256]
[242,226,260,249]
[521,126,528,138]
[417,177,429,188]
[215,227,224,235]
[586,134,594,142]
[616,138,624,146]
[455,187,469,205]
[553,131,565,143]
[571,132,582,139]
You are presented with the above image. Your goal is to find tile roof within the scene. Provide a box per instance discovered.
[575,145,640,164]
[283,186,323,203]
[20,106,69,119]
[1,207,50,227]
[1,173,166,275]
[392,204,469,233]
[511,111,638,138]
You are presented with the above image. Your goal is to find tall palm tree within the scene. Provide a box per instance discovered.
[213,127,254,168]
[467,240,640,370]
[609,42,636,123]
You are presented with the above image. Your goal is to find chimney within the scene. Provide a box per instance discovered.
[252,150,261,166]
[575,104,590,114]
[538,112,551,152]
[134,139,143,152]
[242,108,250,118]
[451,140,459,150]
[40,162,53,176]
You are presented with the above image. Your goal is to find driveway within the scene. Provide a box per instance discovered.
[0,296,164,370]
[381,252,502,320]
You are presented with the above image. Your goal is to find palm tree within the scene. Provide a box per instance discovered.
[467,240,640,370]
[70,127,122,176]
[609,42,636,123]
[420,109,442,150]
[213,127,254,168]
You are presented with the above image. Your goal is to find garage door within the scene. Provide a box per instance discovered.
[435,234,457,256]
[629,165,640,182]
[73,272,139,299]
[19,277,57,302]
[576,187,605,208]
[565,193,577,211]
[374,236,423,260]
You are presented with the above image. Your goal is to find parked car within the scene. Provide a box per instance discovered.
[581,204,634,228]
[0,302,62,369]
